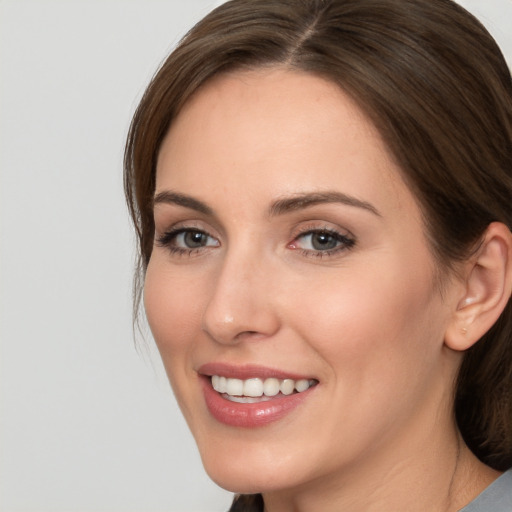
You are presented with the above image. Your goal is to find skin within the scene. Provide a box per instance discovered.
[144,69,499,511]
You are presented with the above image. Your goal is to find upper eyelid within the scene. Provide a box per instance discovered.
[156,225,216,242]
[155,220,216,237]
[154,209,353,230]
[153,213,225,238]
[291,221,354,239]
[293,228,355,244]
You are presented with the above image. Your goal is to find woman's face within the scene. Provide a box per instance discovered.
[145,69,462,494]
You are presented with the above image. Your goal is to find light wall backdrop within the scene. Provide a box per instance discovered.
[1,1,511,511]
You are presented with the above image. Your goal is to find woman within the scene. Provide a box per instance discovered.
[124,0,512,510]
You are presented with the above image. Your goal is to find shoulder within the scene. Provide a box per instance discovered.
[460,469,512,512]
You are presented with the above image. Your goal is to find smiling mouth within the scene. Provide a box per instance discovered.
[211,375,319,403]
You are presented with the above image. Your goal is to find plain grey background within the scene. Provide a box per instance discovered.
[1,1,511,511]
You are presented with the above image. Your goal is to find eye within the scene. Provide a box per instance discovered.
[156,228,219,255]
[289,228,355,256]
[175,230,217,249]
[300,231,340,251]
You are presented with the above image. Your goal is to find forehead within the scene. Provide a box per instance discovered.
[156,68,418,220]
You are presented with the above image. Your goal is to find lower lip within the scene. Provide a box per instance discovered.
[201,377,315,428]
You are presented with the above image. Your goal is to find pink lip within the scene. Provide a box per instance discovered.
[198,363,318,428]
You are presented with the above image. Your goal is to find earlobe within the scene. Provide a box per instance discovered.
[444,222,512,352]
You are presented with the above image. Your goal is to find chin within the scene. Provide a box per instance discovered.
[207,471,267,495]
[204,461,286,495]
[198,429,318,494]
[196,432,307,495]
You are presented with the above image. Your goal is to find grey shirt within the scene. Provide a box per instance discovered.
[460,469,512,511]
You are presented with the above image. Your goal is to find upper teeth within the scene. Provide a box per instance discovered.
[211,375,315,397]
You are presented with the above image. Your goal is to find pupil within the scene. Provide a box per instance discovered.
[185,231,205,248]
[312,232,337,250]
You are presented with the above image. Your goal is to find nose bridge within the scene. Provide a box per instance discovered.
[201,241,279,344]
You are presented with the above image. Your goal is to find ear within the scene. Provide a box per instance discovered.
[444,222,512,351]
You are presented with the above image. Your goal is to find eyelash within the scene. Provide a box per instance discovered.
[156,228,219,257]
[155,226,356,259]
[289,227,356,259]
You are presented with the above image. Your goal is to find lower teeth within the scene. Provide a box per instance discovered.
[223,394,277,403]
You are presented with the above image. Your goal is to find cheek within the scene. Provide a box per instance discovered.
[144,259,213,427]
[287,258,445,403]
[281,263,448,466]
[144,261,204,369]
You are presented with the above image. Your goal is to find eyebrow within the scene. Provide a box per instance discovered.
[153,191,213,215]
[269,191,381,217]
[153,190,381,217]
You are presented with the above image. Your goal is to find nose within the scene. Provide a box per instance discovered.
[201,248,281,345]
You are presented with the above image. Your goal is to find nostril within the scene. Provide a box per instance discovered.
[234,330,268,342]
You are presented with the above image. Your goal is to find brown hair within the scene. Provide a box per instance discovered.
[124,0,512,476]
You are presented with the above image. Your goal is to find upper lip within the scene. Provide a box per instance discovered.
[198,362,316,381]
